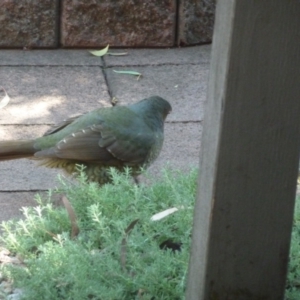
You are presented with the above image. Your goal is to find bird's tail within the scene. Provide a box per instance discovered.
[0,140,35,161]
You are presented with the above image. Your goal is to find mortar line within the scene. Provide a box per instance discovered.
[101,57,115,105]
[57,0,62,47]
[174,0,180,46]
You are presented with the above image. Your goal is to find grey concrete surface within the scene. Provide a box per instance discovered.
[103,45,211,66]
[0,49,103,66]
[0,50,104,66]
[0,192,43,223]
[105,65,208,122]
[0,45,210,223]
[0,66,110,124]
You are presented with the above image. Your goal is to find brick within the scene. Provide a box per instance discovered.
[178,0,216,46]
[0,0,59,48]
[61,0,176,48]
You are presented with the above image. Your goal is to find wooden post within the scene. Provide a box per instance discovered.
[186,1,300,299]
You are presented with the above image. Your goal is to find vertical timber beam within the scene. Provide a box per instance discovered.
[186,1,300,299]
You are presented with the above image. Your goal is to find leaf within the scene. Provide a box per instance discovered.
[0,88,10,109]
[62,196,80,238]
[111,97,118,105]
[107,52,128,56]
[151,207,181,221]
[113,70,141,76]
[120,219,139,271]
[89,44,109,57]
[125,218,139,235]
[113,70,142,80]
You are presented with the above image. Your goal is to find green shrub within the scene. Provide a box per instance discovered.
[1,167,300,299]
[1,168,197,300]
[286,192,300,300]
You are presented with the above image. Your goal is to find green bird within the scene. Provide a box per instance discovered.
[0,96,172,184]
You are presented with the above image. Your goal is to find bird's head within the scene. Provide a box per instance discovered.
[148,96,172,121]
[130,96,172,121]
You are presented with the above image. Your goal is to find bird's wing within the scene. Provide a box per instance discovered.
[93,123,155,164]
[35,120,155,165]
[43,114,83,136]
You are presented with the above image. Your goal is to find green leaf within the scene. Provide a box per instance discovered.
[0,88,10,109]
[113,70,140,76]
[113,70,142,80]
[89,44,109,56]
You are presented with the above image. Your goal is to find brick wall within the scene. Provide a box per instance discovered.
[0,0,215,48]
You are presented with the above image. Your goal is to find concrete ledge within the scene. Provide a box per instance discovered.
[103,45,211,66]
[0,50,103,66]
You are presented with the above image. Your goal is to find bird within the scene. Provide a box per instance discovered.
[0,96,172,185]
